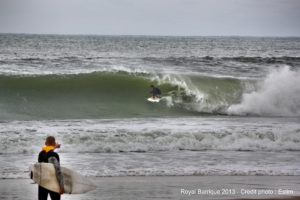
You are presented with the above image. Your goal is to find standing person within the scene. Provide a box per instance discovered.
[38,136,65,200]
[150,85,161,99]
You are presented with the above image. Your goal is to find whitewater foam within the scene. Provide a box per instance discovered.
[228,66,300,116]
[0,117,299,154]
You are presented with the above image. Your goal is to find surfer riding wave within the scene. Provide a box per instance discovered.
[150,85,161,100]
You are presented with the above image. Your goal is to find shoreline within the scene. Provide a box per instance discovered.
[1,176,299,200]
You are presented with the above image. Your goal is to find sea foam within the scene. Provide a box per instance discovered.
[228,66,300,116]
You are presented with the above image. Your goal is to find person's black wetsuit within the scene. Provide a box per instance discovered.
[150,87,161,98]
[38,150,64,200]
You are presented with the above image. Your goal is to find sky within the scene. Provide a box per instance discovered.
[0,0,300,36]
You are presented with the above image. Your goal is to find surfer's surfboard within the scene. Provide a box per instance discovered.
[147,97,160,102]
[30,163,96,194]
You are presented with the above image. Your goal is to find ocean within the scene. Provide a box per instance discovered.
[0,34,300,181]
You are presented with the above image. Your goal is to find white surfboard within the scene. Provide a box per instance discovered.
[147,97,160,102]
[30,163,96,194]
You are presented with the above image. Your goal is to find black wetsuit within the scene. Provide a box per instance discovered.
[150,87,161,98]
[38,150,62,200]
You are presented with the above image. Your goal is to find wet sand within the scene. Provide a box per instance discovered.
[0,176,299,200]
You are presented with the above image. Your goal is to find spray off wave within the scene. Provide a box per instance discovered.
[228,66,300,116]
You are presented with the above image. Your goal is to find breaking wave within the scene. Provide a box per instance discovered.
[0,66,299,120]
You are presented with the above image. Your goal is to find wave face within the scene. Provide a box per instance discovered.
[0,66,299,119]
[0,71,243,119]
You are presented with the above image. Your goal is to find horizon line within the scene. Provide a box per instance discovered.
[1,32,300,38]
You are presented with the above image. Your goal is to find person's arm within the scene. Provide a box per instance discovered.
[48,156,65,194]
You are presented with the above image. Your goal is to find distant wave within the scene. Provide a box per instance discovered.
[143,56,300,66]
[1,55,299,74]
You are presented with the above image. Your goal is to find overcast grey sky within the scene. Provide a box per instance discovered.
[0,0,299,36]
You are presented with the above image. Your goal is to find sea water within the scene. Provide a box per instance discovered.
[0,34,299,179]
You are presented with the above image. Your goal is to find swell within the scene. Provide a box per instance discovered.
[2,55,300,65]
[143,56,300,66]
